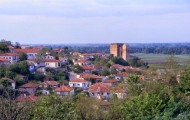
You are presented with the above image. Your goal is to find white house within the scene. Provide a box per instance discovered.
[42,59,59,68]
[55,85,74,96]
[69,79,89,89]
[15,48,39,60]
[0,53,19,63]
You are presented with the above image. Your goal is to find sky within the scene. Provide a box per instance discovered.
[0,0,190,44]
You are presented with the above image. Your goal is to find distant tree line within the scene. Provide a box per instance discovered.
[69,45,190,55]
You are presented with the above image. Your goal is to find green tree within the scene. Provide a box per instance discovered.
[30,94,78,120]
[178,67,190,95]
[19,52,27,61]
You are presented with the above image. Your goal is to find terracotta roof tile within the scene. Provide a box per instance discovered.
[0,58,10,62]
[19,82,39,88]
[16,95,38,102]
[55,85,73,92]
[89,83,110,93]
[15,49,39,53]
[80,73,103,79]
[103,79,118,83]
[41,81,59,85]
[0,53,19,56]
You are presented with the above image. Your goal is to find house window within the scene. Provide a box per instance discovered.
[77,84,80,86]
[92,93,94,96]
[101,93,104,95]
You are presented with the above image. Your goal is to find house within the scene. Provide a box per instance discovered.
[88,83,111,100]
[42,59,59,68]
[72,52,81,56]
[15,48,39,60]
[0,58,10,65]
[69,79,89,89]
[115,72,129,80]
[59,57,69,63]
[78,73,104,83]
[0,53,19,63]
[55,85,74,96]
[110,64,125,71]
[73,60,91,66]
[82,66,94,73]
[39,81,60,89]
[112,86,127,99]
[16,95,38,102]
[44,52,55,60]
[103,79,118,86]
[39,81,60,94]
[80,53,94,60]
[18,82,39,95]
[33,46,48,51]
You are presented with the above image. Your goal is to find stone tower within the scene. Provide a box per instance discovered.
[110,43,128,61]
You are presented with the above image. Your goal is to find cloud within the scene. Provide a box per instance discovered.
[0,0,190,17]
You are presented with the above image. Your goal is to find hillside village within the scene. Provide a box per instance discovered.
[0,40,147,102]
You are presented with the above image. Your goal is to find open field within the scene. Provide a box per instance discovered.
[131,53,190,65]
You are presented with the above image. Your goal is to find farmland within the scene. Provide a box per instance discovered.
[131,53,190,65]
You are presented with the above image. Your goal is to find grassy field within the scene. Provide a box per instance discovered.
[131,53,190,65]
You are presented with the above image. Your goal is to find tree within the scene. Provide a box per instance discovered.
[19,52,27,61]
[112,57,129,66]
[0,41,9,53]
[30,94,78,119]
[15,42,21,49]
[178,67,190,95]
[127,74,143,96]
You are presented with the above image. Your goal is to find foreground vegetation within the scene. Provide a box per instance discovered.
[1,64,190,119]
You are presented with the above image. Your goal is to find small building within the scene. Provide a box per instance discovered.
[82,66,94,73]
[88,83,111,100]
[55,85,74,96]
[39,81,60,90]
[18,82,39,95]
[69,79,89,89]
[0,53,19,63]
[0,58,10,65]
[15,48,39,60]
[103,79,118,86]
[16,95,38,102]
[115,72,129,80]
[42,59,59,68]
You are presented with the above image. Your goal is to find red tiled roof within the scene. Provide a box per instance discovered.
[19,82,39,88]
[16,95,38,102]
[0,53,19,56]
[82,66,94,70]
[43,59,59,62]
[15,49,39,53]
[0,58,10,62]
[70,79,88,83]
[89,83,110,93]
[41,81,59,85]
[55,85,73,92]
[111,64,125,69]
[103,79,118,83]
[80,73,103,79]
[116,72,129,77]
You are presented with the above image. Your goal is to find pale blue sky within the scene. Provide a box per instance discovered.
[0,0,190,44]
